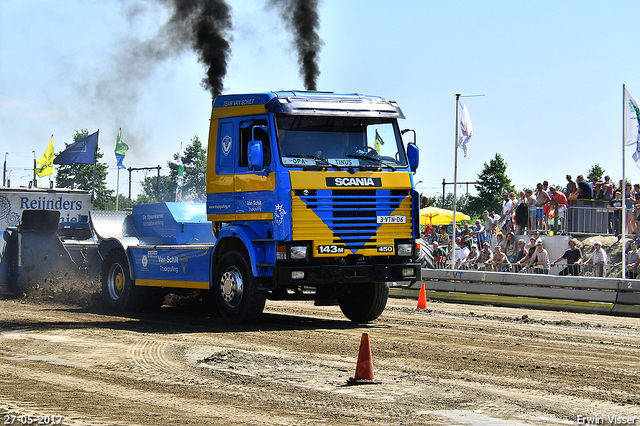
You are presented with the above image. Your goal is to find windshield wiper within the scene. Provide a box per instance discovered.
[287,154,344,170]
[345,154,397,171]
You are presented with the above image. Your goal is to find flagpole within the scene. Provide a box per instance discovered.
[116,168,120,210]
[451,94,461,269]
[50,134,53,188]
[115,128,121,211]
[175,142,184,202]
[32,150,36,187]
[622,84,627,278]
[93,130,98,203]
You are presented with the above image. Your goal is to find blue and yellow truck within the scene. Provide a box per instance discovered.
[95,91,421,323]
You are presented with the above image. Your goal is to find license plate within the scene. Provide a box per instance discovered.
[377,215,406,224]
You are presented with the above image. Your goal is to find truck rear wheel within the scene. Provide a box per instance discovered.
[338,282,389,323]
[214,250,266,323]
[101,249,162,311]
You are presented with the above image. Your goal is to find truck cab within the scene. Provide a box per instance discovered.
[207,91,421,322]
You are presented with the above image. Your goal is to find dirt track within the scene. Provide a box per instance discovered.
[0,294,639,426]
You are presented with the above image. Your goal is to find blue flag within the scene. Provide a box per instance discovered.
[54,131,98,165]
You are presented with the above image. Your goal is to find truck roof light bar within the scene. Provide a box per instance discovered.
[266,96,405,119]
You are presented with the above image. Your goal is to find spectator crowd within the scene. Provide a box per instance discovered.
[421,174,640,278]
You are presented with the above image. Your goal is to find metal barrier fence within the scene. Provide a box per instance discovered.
[428,248,616,276]
[390,268,640,316]
[423,201,621,244]
[494,201,618,236]
[566,205,613,235]
[458,262,616,277]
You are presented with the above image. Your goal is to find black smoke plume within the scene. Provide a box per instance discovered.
[83,1,232,161]
[270,0,324,91]
[95,1,232,101]
[168,0,233,98]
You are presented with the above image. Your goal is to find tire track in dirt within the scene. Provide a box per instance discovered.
[128,339,211,385]
[0,324,424,424]
[125,338,425,423]
[0,361,301,425]
[2,298,640,425]
[258,304,640,422]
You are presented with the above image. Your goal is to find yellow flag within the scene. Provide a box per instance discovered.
[374,129,384,154]
[36,135,55,177]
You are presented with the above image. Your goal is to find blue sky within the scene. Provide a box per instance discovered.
[1,0,640,201]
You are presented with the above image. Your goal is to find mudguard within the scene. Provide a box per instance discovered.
[214,224,274,277]
[91,210,163,282]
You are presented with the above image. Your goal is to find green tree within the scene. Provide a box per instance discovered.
[438,192,470,212]
[587,164,605,182]
[170,136,207,199]
[137,136,207,202]
[419,194,437,209]
[135,175,175,203]
[466,153,515,217]
[55,129,113,210]
[102,194,134,211]
[436,192,480,223]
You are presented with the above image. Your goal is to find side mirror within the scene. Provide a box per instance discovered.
[407,143,419,173]
[248,140,264,172]
[248,124,269,172]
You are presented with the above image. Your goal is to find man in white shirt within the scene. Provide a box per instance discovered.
[585,240,607,277]
[499,193,515,234]
[454,238,470,269]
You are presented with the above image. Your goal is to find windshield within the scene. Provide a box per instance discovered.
[275,116,408,168]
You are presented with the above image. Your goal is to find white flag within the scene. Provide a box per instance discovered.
[458,101,473,156]
[624,88,640,146]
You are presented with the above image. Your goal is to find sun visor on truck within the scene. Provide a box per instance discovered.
[265,94,405,119]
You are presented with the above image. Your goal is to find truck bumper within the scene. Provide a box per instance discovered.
[274,262,422,286]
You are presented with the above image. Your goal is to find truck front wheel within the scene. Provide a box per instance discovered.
[214,250,266,323]
[338,282,389,323]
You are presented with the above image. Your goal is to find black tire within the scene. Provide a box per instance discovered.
[338,282,389,323]
[416,238,434,269]
[214,250,266,323]
[101,249,162,311]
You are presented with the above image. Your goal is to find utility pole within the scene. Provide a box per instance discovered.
[3,152,7,187]
[441,178,477,208]
[127,165,162,201]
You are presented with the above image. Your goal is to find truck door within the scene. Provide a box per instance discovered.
[208,119,236,220]
[234,117,275,220]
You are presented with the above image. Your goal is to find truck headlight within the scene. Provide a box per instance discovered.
[291,271,305,280]
[402,267,415,277]
[290,245,308,260]
[397,243,413,257]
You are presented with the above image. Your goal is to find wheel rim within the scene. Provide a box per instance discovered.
[220,268,243,308]
[107,262,125,301]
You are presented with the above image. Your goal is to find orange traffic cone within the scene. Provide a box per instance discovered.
[417,282,427,309]
[348,333,381,385]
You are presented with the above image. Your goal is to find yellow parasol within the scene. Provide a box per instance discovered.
[420,206,471,226]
